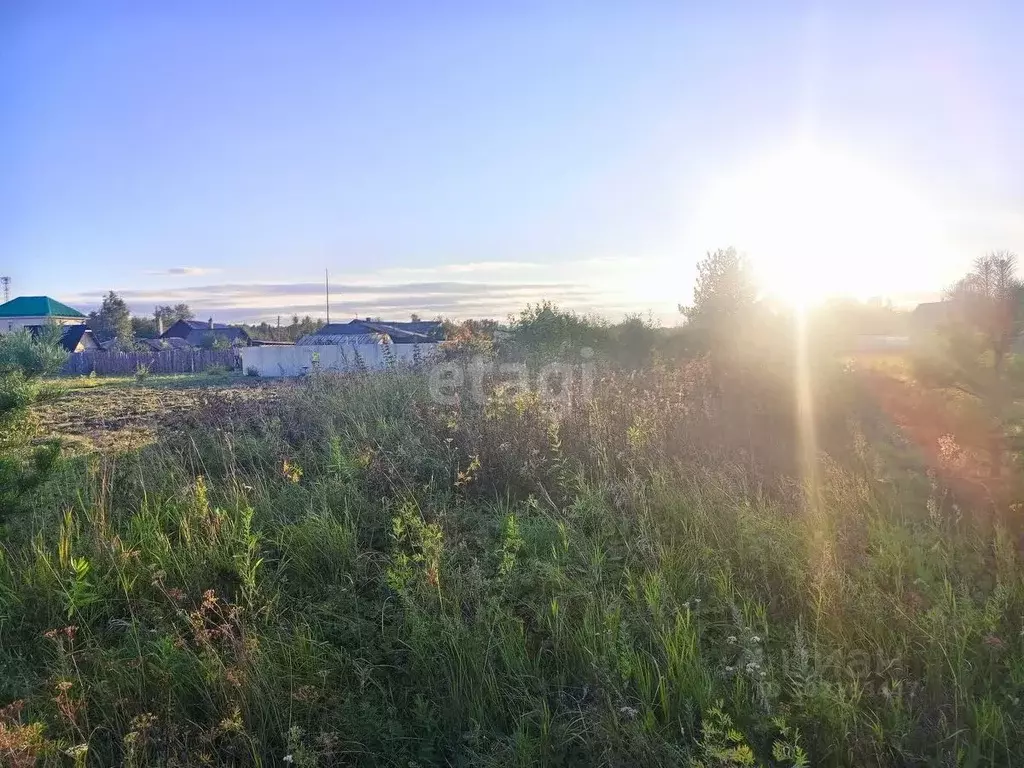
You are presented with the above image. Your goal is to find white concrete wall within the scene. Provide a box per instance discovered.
[1,316,84,333]
[239,343,438,377]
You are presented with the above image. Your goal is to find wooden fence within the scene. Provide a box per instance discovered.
[63,349,241,376]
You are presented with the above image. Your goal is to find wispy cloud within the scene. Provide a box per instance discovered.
[68,257,679,324]
[147,267,221,276]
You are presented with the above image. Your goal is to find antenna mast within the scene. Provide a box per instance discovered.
[0,277,9,303]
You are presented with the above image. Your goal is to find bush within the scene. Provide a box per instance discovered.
[0,327,68,377]
[134,363,150,383]
[246,366,260,377]
[0,328,68,523]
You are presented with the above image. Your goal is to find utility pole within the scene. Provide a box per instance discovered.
[325,269,330,326]
[0,276,9,303]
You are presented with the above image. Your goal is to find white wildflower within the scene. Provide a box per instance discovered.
[283,756,294,765]
[726,635,737,644]
[751,635,761,643]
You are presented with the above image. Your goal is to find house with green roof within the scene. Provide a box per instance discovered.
[0,296,87,333]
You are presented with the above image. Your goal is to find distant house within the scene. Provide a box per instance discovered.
[161,318,251,347]
[297,319,444,346]
[0,296,87,333]
[139,336,193,352]
[27,323,100,352]
[912,301,954,329]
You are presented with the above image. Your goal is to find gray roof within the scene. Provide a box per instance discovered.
[302,319,443,344]
[162,318,251,346]
[296,332,384,346]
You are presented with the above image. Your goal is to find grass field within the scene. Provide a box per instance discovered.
[29,374,277,453]
[2,360,1023,766]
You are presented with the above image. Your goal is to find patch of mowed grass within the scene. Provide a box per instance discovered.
[53,372,249,391]
[1,365,1023,766]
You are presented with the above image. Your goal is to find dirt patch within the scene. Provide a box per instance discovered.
[31,381,281,453]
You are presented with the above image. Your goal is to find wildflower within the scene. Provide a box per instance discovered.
[983,634,1005,649]
[283,755,294,764]
[726,635,737,644]
[618,705,639,720]
[725,666,734,673]
[693,598,701,604]
[751,635,761,643]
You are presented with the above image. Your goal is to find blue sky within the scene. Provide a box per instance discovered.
[2,1,1021,322]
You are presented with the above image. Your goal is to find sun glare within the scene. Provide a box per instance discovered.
[694,142,945,306]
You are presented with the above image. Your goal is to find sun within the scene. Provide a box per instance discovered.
[692,142,944,306]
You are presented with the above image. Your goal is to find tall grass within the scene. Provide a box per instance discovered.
[1,361,1022,766]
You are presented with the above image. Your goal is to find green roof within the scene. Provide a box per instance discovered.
[0,296,86,319]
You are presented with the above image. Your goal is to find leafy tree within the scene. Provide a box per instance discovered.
[154,304,194,329]
[88,291,134,346]
[132,315,159,339]
[0,328,68,523]
[507,301,609,360]
[679,247,757,350]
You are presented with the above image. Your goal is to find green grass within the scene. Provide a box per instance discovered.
[1,364,1023,766]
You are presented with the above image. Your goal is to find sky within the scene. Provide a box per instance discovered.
[1,1,1022,324]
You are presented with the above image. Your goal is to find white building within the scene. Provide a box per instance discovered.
[0,296,87,333]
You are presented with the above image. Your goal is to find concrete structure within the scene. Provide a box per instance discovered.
[0,296,87,333]
[240,342,437,377]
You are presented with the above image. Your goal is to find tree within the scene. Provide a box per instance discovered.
[946,251,1023,375]
[154,304,194,327]
[132,316,159,339]
[939,251,1024,478]
[679,247,758,350]
[88,291,134,346]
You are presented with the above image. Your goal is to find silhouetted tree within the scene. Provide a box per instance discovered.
[947,251,1023,375]
[679,247,757,351]
[938,251,1024,478]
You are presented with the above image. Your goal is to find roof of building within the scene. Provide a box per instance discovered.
[300,319,444,345]
[168,319,238,332]
[161,318,251,346]
[139,336,193,351]
[26,323,94,352]
[0,296,86,318]
[296,331,386,346]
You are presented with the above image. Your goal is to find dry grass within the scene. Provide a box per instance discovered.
[30,375,279,453]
